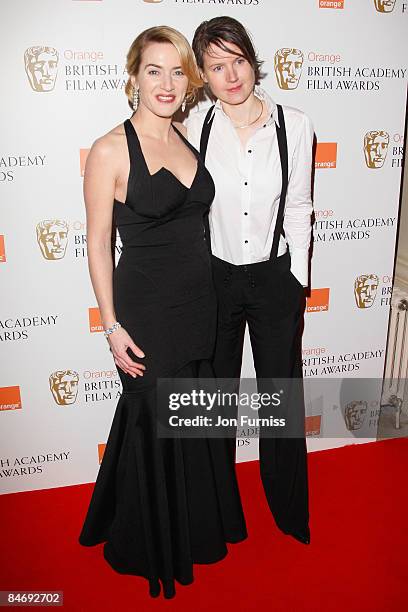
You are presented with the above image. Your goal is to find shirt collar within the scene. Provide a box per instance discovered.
[208,85,279,127]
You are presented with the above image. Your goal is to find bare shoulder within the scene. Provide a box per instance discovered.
[85,121,128,178]
[173,121,187,137]
[90,121,126,160]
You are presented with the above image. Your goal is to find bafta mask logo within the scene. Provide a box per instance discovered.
[344,401,367,430]
[36,220,68,260]
[24,46,59,92]
[354,274,379,308]
[49,370,79,405]
[274,48,304,90]
[364,130,389,169]
[374,0,396,12]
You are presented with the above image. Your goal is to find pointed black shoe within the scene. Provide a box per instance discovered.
[162,579,176,599]
[284,526,310,545]
[148,579,161,598]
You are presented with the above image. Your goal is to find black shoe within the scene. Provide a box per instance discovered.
[148,579,160,598]
[162,579,176,599]
[285,526,310,545]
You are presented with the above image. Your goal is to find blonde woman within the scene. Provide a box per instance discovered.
[78,27,247,599]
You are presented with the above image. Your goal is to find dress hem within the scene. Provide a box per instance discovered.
[78,529,248,550]
[102,539,231,583]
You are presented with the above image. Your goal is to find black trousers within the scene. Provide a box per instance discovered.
[210,250,309,534]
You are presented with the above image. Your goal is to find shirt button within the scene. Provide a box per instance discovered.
[244,181,248,185]
[244,240,248,244]
[248,150,252,153]
[244,212,248,215]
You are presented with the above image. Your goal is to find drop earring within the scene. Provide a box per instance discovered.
[181,97,186,113]
[133,86,139,111]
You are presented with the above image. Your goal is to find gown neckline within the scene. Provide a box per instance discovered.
[124,118,200,192]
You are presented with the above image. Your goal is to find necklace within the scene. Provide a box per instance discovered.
[231,99,264,130]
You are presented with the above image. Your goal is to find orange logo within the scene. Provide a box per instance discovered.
[306,288,330,313]
[89,307,103,333]
[0,386,22,411]
[98,443,106,464]
[315,143,337,169]
[0,235,6,262]
[80,149,90,177]
[306,414,322,436]
[319,0,344,8]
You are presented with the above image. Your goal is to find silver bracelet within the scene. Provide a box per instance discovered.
[104,321,121,338]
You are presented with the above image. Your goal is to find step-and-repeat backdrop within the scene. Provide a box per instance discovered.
[1,0,407,493]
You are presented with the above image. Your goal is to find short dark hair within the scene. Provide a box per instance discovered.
[192,16,263,84]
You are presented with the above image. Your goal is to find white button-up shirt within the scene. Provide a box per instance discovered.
[185,86,314,287]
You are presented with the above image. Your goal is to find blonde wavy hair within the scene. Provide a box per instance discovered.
[125,26,202,110]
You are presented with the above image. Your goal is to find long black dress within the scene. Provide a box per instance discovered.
[78,119,247,599]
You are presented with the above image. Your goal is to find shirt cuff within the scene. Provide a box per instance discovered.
[289,247,309,287]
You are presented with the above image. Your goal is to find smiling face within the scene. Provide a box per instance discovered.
[131,41,189,118]
[200,41,256,106]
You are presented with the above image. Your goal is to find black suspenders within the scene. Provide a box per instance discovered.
[200,105,215,164]
[200,105,216,254]
[270,104,288,260]
[199,103,289,261]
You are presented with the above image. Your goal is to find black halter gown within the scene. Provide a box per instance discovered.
[78,119,247,599]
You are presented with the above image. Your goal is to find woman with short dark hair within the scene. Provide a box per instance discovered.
[186,15,314,546]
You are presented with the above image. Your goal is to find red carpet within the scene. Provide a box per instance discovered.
[1,438,406,611]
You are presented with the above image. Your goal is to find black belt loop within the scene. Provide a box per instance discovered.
[270,104,288,260]
[248,267,255,288]
[223,261,233,286]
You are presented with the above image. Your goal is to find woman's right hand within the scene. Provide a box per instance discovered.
[107,327,146,378]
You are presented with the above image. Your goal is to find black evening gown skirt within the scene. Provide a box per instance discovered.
[78,359,247,599]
